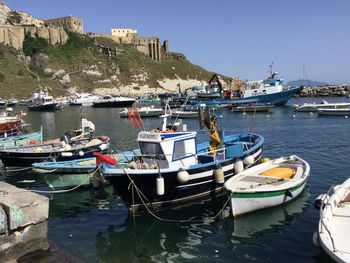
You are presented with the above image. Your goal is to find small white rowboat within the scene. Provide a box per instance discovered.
[224,155,310,217]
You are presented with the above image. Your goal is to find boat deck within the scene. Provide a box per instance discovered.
[329,199,350,254]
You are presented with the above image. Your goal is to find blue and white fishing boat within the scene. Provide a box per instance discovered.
[189,70,301,107]
[100,112,264,213]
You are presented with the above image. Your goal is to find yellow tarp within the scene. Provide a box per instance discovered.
[261,167,295,179]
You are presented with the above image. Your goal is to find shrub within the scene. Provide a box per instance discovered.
[23,33,49,56]
[6,11,22,25]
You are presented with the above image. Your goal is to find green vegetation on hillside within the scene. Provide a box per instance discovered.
[0,32,225,98]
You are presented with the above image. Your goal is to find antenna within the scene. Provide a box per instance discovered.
[268,62,274,75]
[302,64,308,80]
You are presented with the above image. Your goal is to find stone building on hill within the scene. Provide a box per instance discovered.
[43,16,83,33]
[87,28,163,61]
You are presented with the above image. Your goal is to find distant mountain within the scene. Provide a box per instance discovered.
[287,79,328,87]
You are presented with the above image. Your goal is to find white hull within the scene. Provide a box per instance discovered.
[230,181,306,217]
[317,178,350,263]
[225,155,310,217]
[295,101,350,112]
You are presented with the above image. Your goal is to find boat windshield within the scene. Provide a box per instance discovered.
[139,142,166,160]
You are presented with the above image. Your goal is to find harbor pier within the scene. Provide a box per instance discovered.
[0,182,49,262]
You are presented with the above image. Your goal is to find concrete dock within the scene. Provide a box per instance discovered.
[0,182,49,262]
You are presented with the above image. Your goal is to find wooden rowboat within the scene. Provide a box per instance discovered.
[224,155,310,217]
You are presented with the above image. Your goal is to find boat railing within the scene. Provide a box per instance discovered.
[319,185,337,252]
[119,147,228,162]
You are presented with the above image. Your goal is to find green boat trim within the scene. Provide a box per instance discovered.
[231,180,306,199]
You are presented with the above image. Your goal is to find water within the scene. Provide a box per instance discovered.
[3,97,350,262]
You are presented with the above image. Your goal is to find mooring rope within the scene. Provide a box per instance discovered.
[29,166,100,194]
[123,168,231,223]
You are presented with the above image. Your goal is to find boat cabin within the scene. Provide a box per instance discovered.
[137,123,197,169]
[243,72,284,98]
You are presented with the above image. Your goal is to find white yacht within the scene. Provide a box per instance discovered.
[294,100,350,112]
[69,93,101,107]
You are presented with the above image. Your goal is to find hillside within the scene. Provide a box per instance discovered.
[0,32,228,99]
[287,79,328,87]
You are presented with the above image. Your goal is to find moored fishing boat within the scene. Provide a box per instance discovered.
[100,112,264,213]
[0,128,43,148]
[224,155,310,217]
[0,135,110,169]
[32,150,136,174]
[189,68,301,107]
[230,104,274,113]
[170,110,198,118]
[313,178,350,263]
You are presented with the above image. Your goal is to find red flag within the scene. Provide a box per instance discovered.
[127,106,143,129]
[93,152,118,166]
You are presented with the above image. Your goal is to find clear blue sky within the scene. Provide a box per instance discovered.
[6,0,350,84]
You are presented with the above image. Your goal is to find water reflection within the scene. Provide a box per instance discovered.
[229,188,309,241]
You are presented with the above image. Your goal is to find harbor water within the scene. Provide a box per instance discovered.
[2,97,350,262]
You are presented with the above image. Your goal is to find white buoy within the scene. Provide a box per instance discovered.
[99,143,108,151]
[78,151,84,157]
[234,159,244,174]
[214,164,224,184]
[156,176,165,195]
[310,112,314,115]
[61,152,73,157]
[177,168,189,183]
[243,155,254,165]
[345,116,348,118]
[292,114,296,118]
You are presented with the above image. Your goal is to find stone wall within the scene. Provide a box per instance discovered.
[44,16,83,34]
[0,25,68,49]
[136,37,161,61]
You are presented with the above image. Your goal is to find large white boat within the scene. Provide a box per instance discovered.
[69,93,101,107]
[294,100,350,112]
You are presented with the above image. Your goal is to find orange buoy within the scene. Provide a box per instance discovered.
[100,135,109,141]
[29,139,37,145]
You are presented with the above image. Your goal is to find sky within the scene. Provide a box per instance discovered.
[5,0,350,84]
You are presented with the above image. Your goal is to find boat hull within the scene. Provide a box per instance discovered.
[317,109,350,116]
[45,173,93,190]
[230,181,307,217]
[119,109,163,118]
[189,86,301,107]
[103,145,263,213]
[0,130,43,148]
[28,103,58,111]
[0,140,109,168]
[93,100,135,108]
[0,119,21,133]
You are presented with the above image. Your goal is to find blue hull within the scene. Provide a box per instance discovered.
[189,86,301,106]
